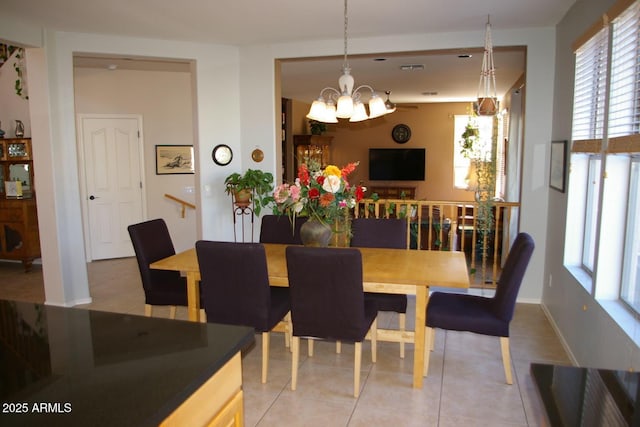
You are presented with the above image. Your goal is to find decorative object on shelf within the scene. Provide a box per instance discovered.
[224,169,274,216]
[476,15,498,116]
[309,120,327,135]
[0,121,5,138]
[212,144,233,166]
[391,124,411,144]
[305,0,392,124]
[155,145,195,175]
[251,148,264,163]
[271,160,365,246]
[4,180,23,198]
[14,120,24,138]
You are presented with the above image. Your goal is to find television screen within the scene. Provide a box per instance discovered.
[369,148,425,181]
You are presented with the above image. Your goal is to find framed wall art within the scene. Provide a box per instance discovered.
[155,145,195,175]
[549,140,567,192]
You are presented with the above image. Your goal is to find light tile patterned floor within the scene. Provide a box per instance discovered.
[0,258,571,426]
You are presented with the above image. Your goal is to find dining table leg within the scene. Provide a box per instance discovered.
[413,286,427,388]
[186,272,201,322]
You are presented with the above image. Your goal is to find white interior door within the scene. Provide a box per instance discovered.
[80,116,144,260]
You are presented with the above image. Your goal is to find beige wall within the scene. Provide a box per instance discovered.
[289,102,475,202]
[73,67,197,252]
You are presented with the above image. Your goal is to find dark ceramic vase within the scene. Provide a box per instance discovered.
[299,219,332,247]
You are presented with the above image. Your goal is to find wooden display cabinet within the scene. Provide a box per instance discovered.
[0,138,40,271]
[293,135,333,176]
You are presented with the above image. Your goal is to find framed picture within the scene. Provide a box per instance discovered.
[155,145,194,175]
[549,140,567,192]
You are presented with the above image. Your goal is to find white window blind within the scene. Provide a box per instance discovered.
[572,27,609,143]
[608,1,640,139]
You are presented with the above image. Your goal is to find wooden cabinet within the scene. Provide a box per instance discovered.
[293,135,333,176]
[160,353,244,427]
[0,138,40,271]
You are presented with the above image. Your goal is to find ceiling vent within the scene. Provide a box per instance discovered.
[400,64,425,71]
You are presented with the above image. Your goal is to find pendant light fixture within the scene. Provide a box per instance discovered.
[384,91,396,113]
[476,15,498,116]
[306,0,391,123]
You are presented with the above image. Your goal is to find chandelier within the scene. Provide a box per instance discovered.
[306,0,392,123]
[477,15,498,116]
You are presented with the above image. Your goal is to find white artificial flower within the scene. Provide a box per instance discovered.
[322,175,342,193]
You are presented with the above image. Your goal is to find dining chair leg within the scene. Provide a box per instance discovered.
[500,336,513,385]
[371,317,377,363]
[424,327,433,377]
[336,341,341,354]
[169,306,177,319]
[308,339,314,357]
[399,313,406,358]
[144,304,152,317]
[262,332,270,384]
[354,341,362,398]
[199,309,206,323]
[284,312,291,348]
[291,336,300,391]
[430,328,436,350]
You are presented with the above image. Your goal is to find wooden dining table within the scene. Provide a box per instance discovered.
[150,243,469,388]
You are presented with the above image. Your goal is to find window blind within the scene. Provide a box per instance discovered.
[607,1,640,151]
[572,26,609,148]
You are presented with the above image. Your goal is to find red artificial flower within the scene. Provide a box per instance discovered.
[308,187,320,199]
[341,162,358,179]
[319,193,335,207]
[316,175,325,185]
[355,186,365,202]
[298,164,310,186]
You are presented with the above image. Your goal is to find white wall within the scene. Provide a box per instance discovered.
[545,0,640,370]
[74,67,197,252]
[1,18,555,309]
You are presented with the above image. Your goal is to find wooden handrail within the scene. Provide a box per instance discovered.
[354,199,520,288]
[164,194,196,218]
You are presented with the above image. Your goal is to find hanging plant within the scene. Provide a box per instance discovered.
[460,118,480,158]
[13,48,28,100]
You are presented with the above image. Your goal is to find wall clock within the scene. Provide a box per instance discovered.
[212,144,233,166]
[391,124,411,144]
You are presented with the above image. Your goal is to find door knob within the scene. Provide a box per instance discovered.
[89,195,99,200]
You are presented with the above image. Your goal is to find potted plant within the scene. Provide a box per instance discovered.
[309,120,327,136]
[224,169,274,216]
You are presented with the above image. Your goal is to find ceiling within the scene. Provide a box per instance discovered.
[7,0,576,104]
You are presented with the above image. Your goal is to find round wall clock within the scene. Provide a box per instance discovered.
[391,124,412,144]
[212,144,233,166]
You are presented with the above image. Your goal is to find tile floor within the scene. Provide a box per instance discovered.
[0,258,571,426]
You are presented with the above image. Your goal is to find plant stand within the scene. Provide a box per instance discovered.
[232,202,254,242]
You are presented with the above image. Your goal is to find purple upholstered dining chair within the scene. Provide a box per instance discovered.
[259,214,308,245]
[424,232,535,384]
[127,218,188,319]
[195,241,291,384]
[351,217,409,357]
[286,246,378,397]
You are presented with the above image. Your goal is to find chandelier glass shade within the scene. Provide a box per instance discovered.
[306,0,392,123]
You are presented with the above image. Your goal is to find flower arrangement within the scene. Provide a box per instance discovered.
[272,160,366,226]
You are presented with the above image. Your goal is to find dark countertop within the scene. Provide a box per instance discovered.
[0,299,255,426]
[531,363,640,427]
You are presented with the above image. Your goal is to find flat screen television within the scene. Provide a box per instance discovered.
[369,148,425,181]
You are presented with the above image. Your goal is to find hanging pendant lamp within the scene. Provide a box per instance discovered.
[306,0,392,123]
[477,15,498,116]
